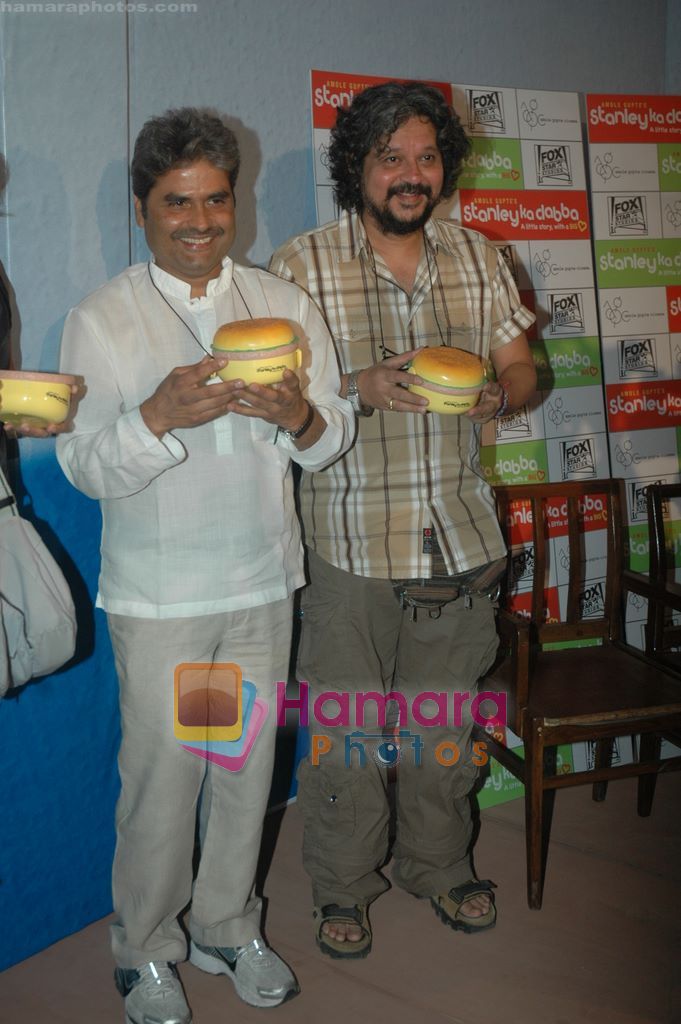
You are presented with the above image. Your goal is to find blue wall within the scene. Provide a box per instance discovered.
[0,0,674,970]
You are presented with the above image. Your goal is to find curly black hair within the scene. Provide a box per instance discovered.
[132,107,240,215]
[328,81,470,213]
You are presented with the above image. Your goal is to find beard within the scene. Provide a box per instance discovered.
[361,181,440,236]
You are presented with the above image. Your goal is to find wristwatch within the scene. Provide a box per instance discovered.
[279,401,314,441]
[346,371,372,416]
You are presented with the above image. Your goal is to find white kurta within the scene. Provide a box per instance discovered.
[57,258,353,618]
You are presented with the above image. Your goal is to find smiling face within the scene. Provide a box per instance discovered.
[360,116,444,237]
[134,158,236,296]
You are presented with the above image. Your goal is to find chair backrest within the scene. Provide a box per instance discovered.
[494,478,626,647]
[647,481,681,584]
[643,481,681,662]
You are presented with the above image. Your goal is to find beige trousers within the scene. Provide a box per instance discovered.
[107,599,292,968]
[296,551,499,907]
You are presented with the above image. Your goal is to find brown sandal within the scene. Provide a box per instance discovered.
[429,879,497,934]
[313,903,372,959]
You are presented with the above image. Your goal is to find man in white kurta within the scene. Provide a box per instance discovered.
[57,107,353,1023]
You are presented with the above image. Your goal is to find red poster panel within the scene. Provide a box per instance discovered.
[587,94,681,144]
[311,70,452,129]
[504,499,534,545]
[544,494,609,536]
[667,286,681,333]
[507,587,561,625]
[458,190,590,241]
[606,380,681,431]
[504,494,607,546]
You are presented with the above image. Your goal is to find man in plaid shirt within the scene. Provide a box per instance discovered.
[270,81,536,959]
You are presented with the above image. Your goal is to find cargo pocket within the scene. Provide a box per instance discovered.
[297,566,350,689]
[296,759,357,839]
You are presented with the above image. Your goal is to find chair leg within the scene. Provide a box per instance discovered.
[637,733,661,817]
[524,721,545,910]
[592,738,613,802]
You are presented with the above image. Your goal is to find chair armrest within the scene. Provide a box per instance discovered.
[623,568,681,611]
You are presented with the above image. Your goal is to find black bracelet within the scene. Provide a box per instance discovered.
[279,401,314,441]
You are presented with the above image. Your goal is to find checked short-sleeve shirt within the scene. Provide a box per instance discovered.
[269,211,535,580]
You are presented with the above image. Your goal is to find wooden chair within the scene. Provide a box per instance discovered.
[624,481,681,669]
[478,478,681,909]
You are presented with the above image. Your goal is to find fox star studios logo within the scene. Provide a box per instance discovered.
[560,437,597,480]
[495,405,532,440]
[549,292,585,335]
[467,89,506,133]
[617,337,658,379]
[534,144,572,186]
[510,546,535,586]
[497,243,520,284]
[629,478,668,523]
[608,195,648,236]
[579,582,606,619]
[173,663,267,772]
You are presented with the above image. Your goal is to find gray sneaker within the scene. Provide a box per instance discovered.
[189,937,299,1008]
[114,961,191,1024]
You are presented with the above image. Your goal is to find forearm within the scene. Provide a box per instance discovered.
[57,407,184,500]
[496,360,537,413]
[57,309,185,499]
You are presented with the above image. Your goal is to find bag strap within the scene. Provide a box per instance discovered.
[0,461,18,519]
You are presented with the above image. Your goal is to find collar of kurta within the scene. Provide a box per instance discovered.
[148,256,234,301]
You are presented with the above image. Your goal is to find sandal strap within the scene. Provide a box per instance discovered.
[447,879,497,903]
[318,903,365,926]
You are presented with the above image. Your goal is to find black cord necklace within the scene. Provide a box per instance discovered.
[424,238,447,346]
[146,262,256,355]
[365,230,447,359]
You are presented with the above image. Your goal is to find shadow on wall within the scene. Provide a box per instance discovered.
[8,147,82,373]
[260,147,319,257]
[0,152,20,376]
[97,158,134,283]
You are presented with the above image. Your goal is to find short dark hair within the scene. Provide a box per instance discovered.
[328,81,470,213]
[131,107,240,213]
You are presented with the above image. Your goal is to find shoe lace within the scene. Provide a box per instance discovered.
[136,962,179,998]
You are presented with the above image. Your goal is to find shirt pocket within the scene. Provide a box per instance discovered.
[334,317,382,374]
[434,305,490,358]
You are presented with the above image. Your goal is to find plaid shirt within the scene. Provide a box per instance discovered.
[269,211,535,579]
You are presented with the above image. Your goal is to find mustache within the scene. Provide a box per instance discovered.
[387,183,433,199]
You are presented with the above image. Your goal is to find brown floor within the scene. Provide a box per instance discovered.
[1,775,680,1024]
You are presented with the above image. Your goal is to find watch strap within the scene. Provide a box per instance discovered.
[279,401,314,441]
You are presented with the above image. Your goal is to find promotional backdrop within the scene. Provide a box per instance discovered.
[586,93,681,644]
[308,70,681,806]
